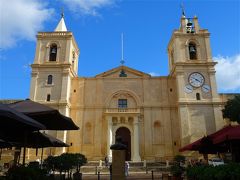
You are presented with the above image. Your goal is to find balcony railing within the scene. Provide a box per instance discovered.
[105,108,140,113]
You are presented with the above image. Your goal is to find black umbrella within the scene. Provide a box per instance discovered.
[0,104,46,136]
[0,139,13,148]
[25,131,69,148]
[0,104,46,164]
[0,139,20,148]
[9,99,79,130]
[23,131,69,165]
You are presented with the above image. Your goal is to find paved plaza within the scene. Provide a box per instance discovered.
[81,172,165,180]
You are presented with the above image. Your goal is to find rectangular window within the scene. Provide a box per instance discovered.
[118,99,127,108]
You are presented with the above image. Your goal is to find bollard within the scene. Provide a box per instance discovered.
[95,166,98,175]
[98,171,100,180]
[143,160,146,167]
[109,164,112,180]
[151,170,154,180]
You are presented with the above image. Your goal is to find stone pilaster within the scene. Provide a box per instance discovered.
[107,116,113,159]
[133,117,141,162]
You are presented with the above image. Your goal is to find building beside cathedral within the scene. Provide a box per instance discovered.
[27,14,235,162]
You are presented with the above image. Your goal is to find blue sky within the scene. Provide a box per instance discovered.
[0,0,240,99]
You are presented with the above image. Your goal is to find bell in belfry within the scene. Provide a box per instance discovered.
[187,19,193,27]
[189,46,196,53]
[51,48,57,54]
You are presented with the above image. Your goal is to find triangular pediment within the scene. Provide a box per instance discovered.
[95,66,151,78]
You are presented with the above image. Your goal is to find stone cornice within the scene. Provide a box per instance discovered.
[31,63,71,68]
[173,30,210,37]
[174,61,217,66]
[75,76,170,80]
[37,32,73,39]
[37,100,71,108]
[178,101,225,105]
[169,61,217,75]
[70,105,178,110]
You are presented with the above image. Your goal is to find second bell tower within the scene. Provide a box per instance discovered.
[168,14,224,147]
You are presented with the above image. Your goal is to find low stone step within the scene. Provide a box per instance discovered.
[80,166,170,174]
[85,161,99,166]
[129,162,144,167]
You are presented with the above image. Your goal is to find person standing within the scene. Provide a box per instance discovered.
[105,156,109,168]
[125,161,129,176]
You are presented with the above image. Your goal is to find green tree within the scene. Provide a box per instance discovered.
[44,155,57,173]
[222,95,240,124]
[43,153,87,178]
[72,153,87,172]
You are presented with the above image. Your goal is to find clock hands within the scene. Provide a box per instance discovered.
[203,86,209,90]
[190,77,203,84]
[194,78,202,83]
[202,85,210,93]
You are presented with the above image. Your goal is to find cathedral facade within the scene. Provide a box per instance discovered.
[29,15,231,161]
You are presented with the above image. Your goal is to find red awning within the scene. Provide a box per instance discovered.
[179,125,240,153]
[212,125,240,144]
[179,136,212,152]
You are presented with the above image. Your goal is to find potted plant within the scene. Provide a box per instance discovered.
[170,155,185,180]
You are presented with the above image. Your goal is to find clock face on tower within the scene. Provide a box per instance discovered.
[202,84,211,93]
[188,72,204,87]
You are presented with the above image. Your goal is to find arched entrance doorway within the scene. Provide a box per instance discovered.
[116,127,131,161]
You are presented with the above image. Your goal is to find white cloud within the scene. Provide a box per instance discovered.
[22,62,31,72]
[62,0,116,16]
[149,72,160,77]
[214,54,240,91]
[0,0,54,49]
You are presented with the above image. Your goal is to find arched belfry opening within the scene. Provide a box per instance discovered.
[116,127,131,161]
[189,42,197,60]
[49,44,57,61]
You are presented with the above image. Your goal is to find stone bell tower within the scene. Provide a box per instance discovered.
[167,14,224,147]
[29,14,79,152]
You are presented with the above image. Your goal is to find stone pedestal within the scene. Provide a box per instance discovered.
[110,136,127,180]
[112,150,126,180]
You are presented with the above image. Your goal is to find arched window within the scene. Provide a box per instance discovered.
[47,75,53,84]
[189,43,197,60]
[47,94,51,101]
[196,93,201,100]
[49,44,57,61]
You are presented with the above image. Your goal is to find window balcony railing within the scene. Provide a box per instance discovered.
[105,108,140,113]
